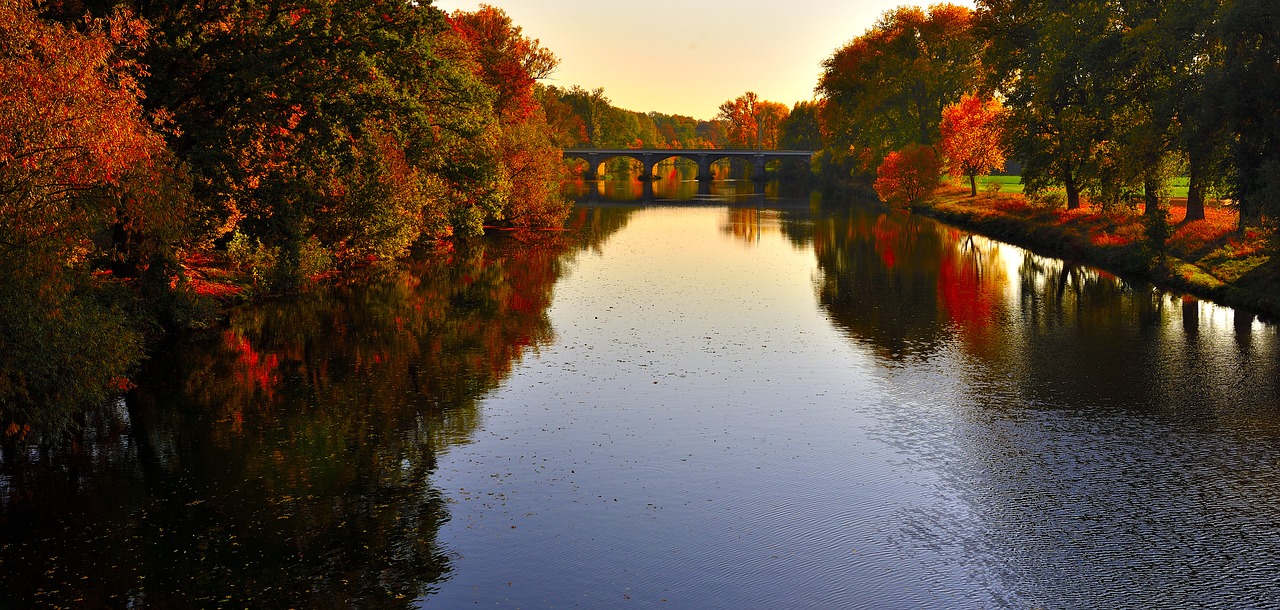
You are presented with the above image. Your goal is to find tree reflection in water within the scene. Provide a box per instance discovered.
[0,225,627,608]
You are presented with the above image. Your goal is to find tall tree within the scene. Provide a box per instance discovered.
[135,0,508,279]
[817,4,981,184]
[0,0,169,434]
[1215,0,1280,230]
[976,0,1121,210]
[779,101,823,151]
[449,5,569,228]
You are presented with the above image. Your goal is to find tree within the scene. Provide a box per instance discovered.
[449,5,570,228]
[716,92,790,150]
[976,0,1117,209]
[1215,0,1280,230]
[132,0,513,282]
[874,144,942,210]
[448,4,557,123]
[779,101,823,151]
[817,4,980,183]
[0,0,170,434]
[939,94,1007,196]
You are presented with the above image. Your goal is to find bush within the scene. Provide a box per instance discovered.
[873,144,942,210]
[1028,190,1066,209]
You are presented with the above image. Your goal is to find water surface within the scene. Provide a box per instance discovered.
[2,187,1279,608]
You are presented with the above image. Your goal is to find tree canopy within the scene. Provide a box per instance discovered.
[817,4,980,183]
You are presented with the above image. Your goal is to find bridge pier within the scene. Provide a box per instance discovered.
[582,153,602,180]
[696,153,714,181]
[697,179,712,197]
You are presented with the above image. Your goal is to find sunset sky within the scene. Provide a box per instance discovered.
[436,0,976,120]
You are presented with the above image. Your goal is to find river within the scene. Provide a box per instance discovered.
[2,177,1279,608]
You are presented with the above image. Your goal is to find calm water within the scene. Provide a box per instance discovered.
[3,180,1280,608]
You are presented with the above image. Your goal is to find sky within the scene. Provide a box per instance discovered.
[434,0,976,121]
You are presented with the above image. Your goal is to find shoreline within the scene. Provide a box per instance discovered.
[918,186,1280,321]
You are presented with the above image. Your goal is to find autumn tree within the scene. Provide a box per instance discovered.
[716,92,789,150]
[0,0,173,434]
[449,5,570,228]
[874,144,942,210]
[817,4,980,184]
[131,0,513,284]
[939,94,1007,196]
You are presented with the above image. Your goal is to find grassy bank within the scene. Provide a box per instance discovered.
[922,185,1280,319]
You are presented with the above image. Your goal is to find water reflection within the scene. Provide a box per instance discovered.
[563,164,807,204]
[804,202,1280,606]
[808,203,1280,413]
[0,232,598,608]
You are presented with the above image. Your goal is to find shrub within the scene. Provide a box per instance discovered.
[873,144,942,210]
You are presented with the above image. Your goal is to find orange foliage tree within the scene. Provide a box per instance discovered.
[0,0,171,434]
[939,93,1007,196]
[716,92,790,150]
[449,5,569,228]
[874,144,942,209]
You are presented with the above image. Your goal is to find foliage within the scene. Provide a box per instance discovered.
[135,0,510,284]
[716,91,789,150]
[0,0,172,434]
[939,94,1007,196]
[874,144,942,210]
[448,5,570,229]
[1215,0,1280,230]
[817,4,980,184]
[779,101,822,151]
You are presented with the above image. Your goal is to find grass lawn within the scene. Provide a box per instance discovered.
[959,174,1196,198]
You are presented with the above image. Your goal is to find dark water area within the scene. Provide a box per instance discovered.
[3,178,1280,608]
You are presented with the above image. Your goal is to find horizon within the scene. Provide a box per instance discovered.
[434,0,977,121]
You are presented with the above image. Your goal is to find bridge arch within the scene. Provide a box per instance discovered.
[563,148,814,182]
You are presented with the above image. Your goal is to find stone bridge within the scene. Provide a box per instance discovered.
[562,148,814,180]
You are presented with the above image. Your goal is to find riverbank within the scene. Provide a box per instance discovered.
[921,185,1280,320]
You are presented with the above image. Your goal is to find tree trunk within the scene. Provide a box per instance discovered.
[1184,155,1206,222]
[1064,172,1080,209]
[969,174,978,197]
[1143,175,1160,218]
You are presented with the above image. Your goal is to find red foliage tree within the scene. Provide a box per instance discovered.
[874,144,942,209]
[939,93,1007,196]
[449,5,558,123]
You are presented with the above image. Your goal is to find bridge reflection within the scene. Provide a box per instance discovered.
[567,174,806,205]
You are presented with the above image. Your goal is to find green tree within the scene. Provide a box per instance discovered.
[1215,0,1280,230]
[136,0,506,282]
[779,101,823,151]
[977,0,1120,210]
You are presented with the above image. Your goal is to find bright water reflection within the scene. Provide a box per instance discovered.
[2,188,1280,608]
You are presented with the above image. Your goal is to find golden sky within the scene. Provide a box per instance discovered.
[436,0,976,120]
